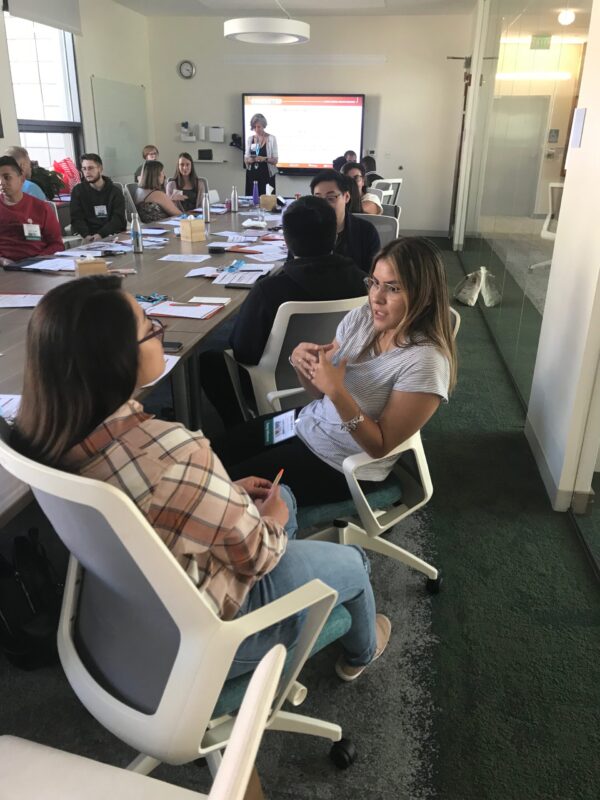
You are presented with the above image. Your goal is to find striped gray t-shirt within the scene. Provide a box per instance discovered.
[295,303,450,481]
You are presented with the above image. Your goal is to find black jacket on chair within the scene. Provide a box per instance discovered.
[230,253,367,366]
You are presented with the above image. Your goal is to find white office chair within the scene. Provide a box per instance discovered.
[0,645,285,800]
[224,296,367,420]
[48,201,82,249]
[0,424,355,778]
[352,213,399,248]
[381,203,401,220]
[371,178,403,207]
[366,187,384,201]
[279,308,461,593]
[208,188,220,204]
[528,182,564,272]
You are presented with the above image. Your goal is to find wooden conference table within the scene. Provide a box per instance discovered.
[0,209,284,522]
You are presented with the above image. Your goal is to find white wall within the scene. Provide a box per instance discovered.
[0,13,19,150]
[146,13,472,232]
[525,0,600,510]
[74,0,155,173]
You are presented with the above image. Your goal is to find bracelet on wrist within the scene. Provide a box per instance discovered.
[340,410,365,432]
[288,355,296,369]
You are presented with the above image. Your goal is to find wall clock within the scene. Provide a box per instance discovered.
[177,60,196,79]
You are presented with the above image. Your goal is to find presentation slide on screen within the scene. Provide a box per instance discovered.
[243,95,364,170]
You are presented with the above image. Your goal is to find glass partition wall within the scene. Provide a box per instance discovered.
[460,0,591,404]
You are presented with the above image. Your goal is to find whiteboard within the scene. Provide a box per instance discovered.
[91,76,148,179]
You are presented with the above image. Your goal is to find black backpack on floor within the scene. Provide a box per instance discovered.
[0,528,64,670]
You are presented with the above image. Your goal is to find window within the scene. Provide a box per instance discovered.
[4,12,83,169]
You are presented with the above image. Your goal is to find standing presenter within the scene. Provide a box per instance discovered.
[244,113,278,196]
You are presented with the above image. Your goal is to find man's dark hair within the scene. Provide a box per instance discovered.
[341,161,366,179]
[0,155,22,175]
[344,150,357,160]
[309,169,350,195]
[361,155,377,172]
[283,195,337,258]
[332,155,346,172]
[80,153,103,166]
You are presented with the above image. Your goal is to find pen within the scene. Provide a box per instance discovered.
[272,468,284,489]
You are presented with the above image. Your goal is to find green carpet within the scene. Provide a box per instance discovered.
[428,242,600,799]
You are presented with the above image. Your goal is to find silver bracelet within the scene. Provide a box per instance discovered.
[340,411,364,432]
[288,355,296,369]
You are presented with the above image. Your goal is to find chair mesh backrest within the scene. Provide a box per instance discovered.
[125,184,139,216]
[354,213,398,248]
[273,309,351,409]
[34,489,181,715]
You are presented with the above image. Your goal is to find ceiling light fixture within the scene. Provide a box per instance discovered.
[224,0,310,45]
[558,9,576,25]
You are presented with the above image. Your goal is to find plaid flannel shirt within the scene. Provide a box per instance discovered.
[62,400,287,620]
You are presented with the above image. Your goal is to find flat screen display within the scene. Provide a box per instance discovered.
[242,93,365,175]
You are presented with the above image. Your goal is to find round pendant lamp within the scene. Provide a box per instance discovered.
[224,17,310,44]
[558,9,576,25]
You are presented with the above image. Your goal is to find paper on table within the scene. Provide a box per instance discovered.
[0,293,44,308]
[159,254,211,263]
[141,228,168,234]
[160,219,185,227]
[244,250,287,263]
[213,270,267,286]
[149,301,222,320]
[185,266,220,278]
[141,354,180,388]
[19,258,76,272]
[189,296,232,304]
[212,231,258,241]
[0,394,21,420]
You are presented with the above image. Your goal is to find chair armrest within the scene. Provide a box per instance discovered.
[266,387,305,409]
[341,432,422,478]
[229,579,338,717]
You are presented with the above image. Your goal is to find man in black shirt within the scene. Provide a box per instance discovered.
[200,195,367,425]
[70,153,126,242]
[309,169,380,273]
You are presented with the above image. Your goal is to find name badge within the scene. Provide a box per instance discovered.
[94,205,108,218]
[23,222,42,241]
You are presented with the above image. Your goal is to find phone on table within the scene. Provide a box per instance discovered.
[264,409,297,446]
[163,340,183,354]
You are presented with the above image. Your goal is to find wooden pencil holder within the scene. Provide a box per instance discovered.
[76,258,108,276]
[180,218,206,242]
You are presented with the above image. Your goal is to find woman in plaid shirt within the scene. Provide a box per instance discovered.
[11,276,390,682]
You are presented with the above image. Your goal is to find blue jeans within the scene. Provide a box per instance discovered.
[228,487,376,678]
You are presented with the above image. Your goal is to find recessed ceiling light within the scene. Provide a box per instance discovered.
[558,9,576,25]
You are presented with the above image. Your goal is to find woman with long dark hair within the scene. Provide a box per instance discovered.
[166,152,204,212]
[11,276,389,683]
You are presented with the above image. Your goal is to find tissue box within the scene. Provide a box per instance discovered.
[259,195,277,211]
[180,218,206,242]
[76,258,108,276]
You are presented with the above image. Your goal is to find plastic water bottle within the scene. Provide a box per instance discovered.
[231,185,239,213]
[202,192,211,226]
[131,212,143,253]
[252,180,259,208]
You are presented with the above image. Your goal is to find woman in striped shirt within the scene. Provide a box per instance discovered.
[216,237,457,505]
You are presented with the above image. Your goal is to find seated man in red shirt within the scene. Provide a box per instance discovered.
[0,155,63,265]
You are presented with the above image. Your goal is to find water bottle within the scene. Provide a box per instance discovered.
[252,180,259,208]
[231,185,239,213]
[202,192,211,226]
[131,212,143,254]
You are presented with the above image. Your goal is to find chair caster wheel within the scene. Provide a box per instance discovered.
[425,574,442,594]
[329,738,357,769]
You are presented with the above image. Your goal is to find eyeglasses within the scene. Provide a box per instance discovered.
[314,192,342,205]
[138,316,165,345]
[349,174,364,182]
[364,276,404,296]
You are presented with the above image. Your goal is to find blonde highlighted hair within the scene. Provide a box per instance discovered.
[366,237,457,392]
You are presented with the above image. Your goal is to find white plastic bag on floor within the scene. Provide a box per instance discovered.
[453,269,483,306]
[480,267,501,307]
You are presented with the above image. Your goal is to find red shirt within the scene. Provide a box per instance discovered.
[0,192,64,260]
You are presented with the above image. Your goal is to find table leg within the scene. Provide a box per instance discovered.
[171,361,191,429]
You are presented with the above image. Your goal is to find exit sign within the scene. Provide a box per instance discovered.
[531,34,552,49]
